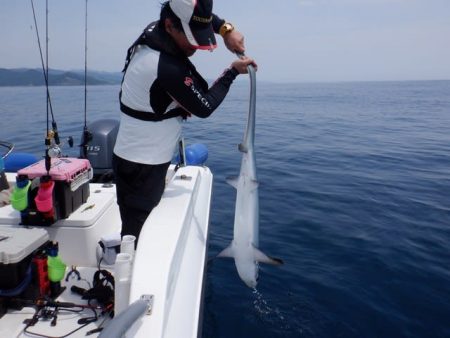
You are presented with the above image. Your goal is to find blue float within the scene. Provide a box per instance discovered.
[4,153,39,172]
[175,143,208,165]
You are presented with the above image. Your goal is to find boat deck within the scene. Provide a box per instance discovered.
[0,164,213,338]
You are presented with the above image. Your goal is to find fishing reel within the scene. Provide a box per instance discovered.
[45,130,74,159]
[44,127,74,172]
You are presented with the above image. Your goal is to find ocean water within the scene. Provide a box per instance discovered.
[1,80,450,337]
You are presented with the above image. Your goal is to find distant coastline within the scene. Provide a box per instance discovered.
[0,68,122,87]
[1,68,448,87]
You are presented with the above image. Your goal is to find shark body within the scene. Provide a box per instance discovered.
[219,62,282,288]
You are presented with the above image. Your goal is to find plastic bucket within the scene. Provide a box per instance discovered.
[10,181,31,211]
[120,235,136,257]
[47,256,67,282]
[34,181,55,212]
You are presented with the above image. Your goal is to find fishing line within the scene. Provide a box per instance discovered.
[30,0,56,131]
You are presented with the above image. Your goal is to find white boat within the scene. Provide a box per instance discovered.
[1,1,216,334]
[0,138,213,337]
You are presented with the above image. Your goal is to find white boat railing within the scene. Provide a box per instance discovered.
[0,141,14,159]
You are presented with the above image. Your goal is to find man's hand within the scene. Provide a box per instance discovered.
[231,56,258,74]
[223,30,245,54]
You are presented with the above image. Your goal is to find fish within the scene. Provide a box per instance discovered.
[218,60,283,288]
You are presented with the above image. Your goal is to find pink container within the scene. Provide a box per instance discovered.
[34,180,55,212]
[18,158,91,182]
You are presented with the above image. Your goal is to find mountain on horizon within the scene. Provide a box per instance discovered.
[0,68,122,86]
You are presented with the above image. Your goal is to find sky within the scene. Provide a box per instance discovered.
[1,0,450,82]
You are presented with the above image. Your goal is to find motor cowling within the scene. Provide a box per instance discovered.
[80,119,119,182]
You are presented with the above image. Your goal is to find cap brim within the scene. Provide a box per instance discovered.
[181,21,217,50]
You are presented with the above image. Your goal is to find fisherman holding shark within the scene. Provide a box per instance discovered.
[113,0,257,242]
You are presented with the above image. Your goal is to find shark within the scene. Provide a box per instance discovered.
[218,60,283,288]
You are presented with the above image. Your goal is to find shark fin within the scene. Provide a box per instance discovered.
[217,244,235,259]
[226,176,239,189]
[238,143,248,153]
[252,245,284,266]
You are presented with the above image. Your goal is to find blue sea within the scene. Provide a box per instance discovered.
[1,80,450,337]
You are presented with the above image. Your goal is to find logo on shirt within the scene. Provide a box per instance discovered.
[184,77,211,109]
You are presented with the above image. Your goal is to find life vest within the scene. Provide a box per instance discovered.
[119,22,207,122]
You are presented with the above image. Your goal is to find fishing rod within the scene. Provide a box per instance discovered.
[45,0,49,132]
[81,0,92,158]
[30,0,60,173]
[30,0,75,173]
[84,0,88,124]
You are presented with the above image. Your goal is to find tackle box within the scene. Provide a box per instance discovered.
[0,227,49,290]
[16,158,92,225]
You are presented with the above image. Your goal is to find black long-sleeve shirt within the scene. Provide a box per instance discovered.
[120,18,237,121]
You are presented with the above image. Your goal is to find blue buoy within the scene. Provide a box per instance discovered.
[175,143,208,165]
[4,153,39,172]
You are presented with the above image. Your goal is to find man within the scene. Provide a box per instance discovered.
[113,0,257,241]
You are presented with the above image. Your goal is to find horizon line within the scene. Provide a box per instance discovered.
[1,67,449,85]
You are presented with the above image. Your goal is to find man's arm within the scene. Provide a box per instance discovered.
[212,14,225,34]
[212,14,245,53]
[158,53,238,118]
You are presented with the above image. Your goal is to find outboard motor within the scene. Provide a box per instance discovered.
[80,119,119,183]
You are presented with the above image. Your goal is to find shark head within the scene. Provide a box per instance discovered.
[235,257,259,289]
